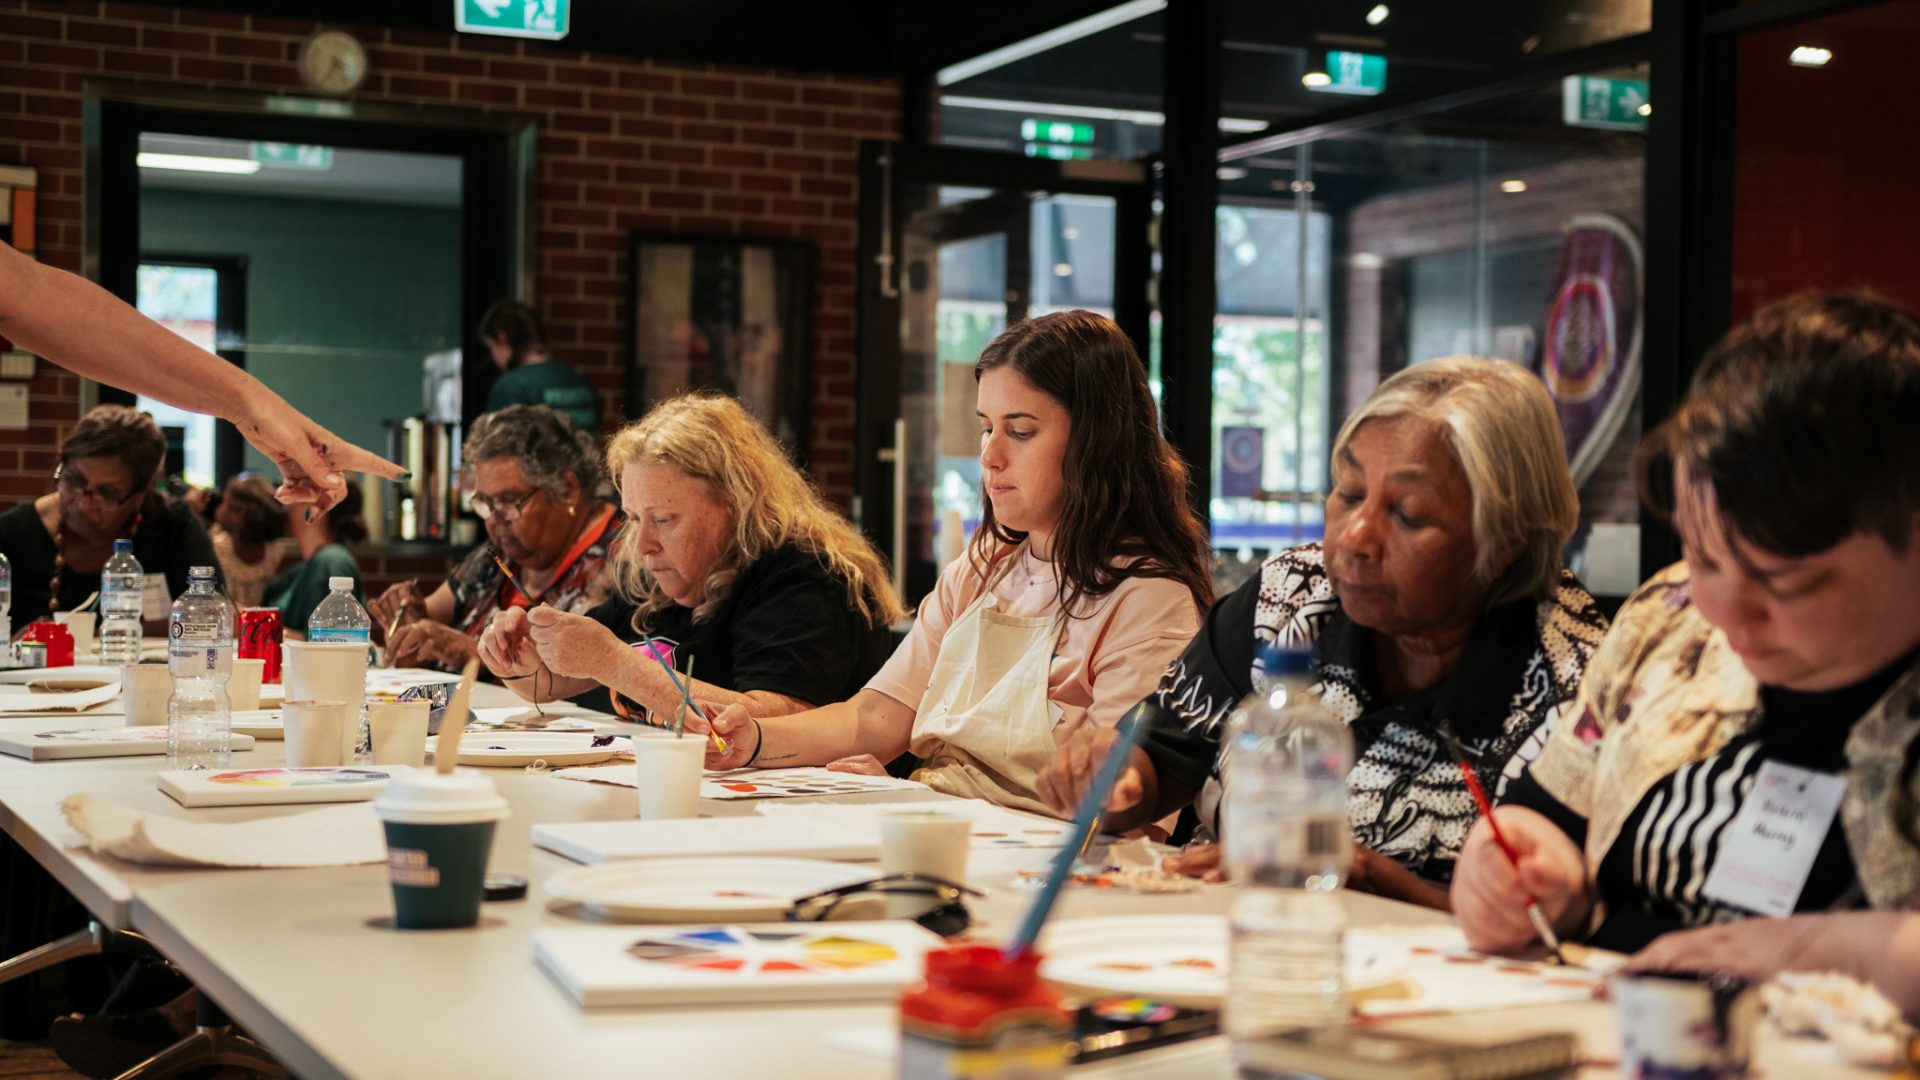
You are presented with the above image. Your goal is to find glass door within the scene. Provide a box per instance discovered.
[856,145,1148,607]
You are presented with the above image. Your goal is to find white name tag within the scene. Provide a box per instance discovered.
[1701,760,1846,918]
[140,573,169,622]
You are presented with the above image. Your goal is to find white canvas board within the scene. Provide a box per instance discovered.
[158,766,406,808]
[0,726,256,761]
[532,814,880,865]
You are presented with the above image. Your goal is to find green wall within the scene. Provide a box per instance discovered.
[140,190,463,475]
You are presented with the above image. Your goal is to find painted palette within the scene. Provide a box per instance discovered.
[1347,925,1614,1017]
[1039,915,1410,1009]
[701,767,924,801]
[158,766,401,807]
[426,731,626,768]
[533,920,942,1007]
[467,706,622,734]
[543,856,875,921]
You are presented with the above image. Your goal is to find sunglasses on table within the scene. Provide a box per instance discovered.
[786,873,981,937]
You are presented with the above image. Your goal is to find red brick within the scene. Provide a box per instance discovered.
[739,80,796,103]
[524,86,583,109]
[220,34,292,61]
[538,181,580,204]
[177,8,248,30]
[27,43,101,68]
[455,80,518,106]
[582,185,643,207]
[738,173,791,195]
[647,143,704,165]
[801,132,855,154]
[799,176,852,198]
[773,107,828,127]
[537,228,581,251]
[769,197,825,218]
[711,194,766,214]
[552,111,612,134]
[616,69,675,92]
[587,91,649,113]
[0,118,61,142]
[66,21,140,46]
[7,14,62,38]
[770,152,826,175]
[649,190,703,211]
[614,163,672,185]
[710,148,767,169]
[554,64,613,87]
[489,59,549,83]
[551,160,610,182]
[178,57,247,82]
[679,75,736,98]
[739,127,795,148]
[387,74,453,98]
[650,97,707,120]
[679,122,736,144]
[422,53,485,76]
[140,27,212,52]
[551,206,610,227]
[710,103,767,124]
[455,33,519,56]
[800,86,855,107]
[0,66,62,90]
[243,61,303,89]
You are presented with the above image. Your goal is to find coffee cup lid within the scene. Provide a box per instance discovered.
[374,770,509,825]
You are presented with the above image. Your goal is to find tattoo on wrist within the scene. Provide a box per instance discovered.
[762,752,798,763]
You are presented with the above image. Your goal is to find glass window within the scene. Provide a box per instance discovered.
[134,263,221,489]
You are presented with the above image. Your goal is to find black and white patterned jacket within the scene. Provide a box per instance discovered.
[1140,543,1609,882]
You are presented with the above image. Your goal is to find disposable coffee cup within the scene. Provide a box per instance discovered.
[373,770,509,930]
[228,658,266,712]
[55,611,95,656]
[284,641,369,759]
[369,699,431,767]
[1615,970,1758,1080]
[880,810,971,918]
[121,662,171,727]
[282,699,352,768]
[632,734,704,820]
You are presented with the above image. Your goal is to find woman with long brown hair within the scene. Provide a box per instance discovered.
[698,310,1213,815]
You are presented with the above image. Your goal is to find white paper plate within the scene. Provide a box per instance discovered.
[0,664,120,686]
[1039,914,1409,1008]
[544,857,876,921]
[257,682,286,707]
[229,709,284,739]
[426,731,626,767]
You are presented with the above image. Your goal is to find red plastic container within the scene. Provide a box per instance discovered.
[19,621,74,667]
[238,607,283,683]
[899,945,1070,1079]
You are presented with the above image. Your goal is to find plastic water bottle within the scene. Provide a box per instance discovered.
[1222,644,1355,1052]
[307,577,371,643]
[100,540,144,666]
[167,566,233,769]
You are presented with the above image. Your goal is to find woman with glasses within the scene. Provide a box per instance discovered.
[369,404,618,669]
[479,392,905,727]
[0,404,220,627]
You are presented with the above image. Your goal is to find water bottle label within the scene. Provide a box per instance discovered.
[168,644,226,673]
[309,628,371,643]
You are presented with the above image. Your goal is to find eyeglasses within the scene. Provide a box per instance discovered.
[469,487,542,523]
[53,463,141,509]
[786,873,981,937]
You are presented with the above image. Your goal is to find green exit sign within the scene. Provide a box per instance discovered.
[250,142,333,169]
[456,0,569,41]
[1020,119,1095,145]
[1321,51,1387,96]
[1561,75,1649,131]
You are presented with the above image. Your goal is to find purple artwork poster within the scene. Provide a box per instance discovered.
[1219,426,1265,499]
[1537,214,1643,484]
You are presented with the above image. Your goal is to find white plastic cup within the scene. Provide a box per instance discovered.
[284,641,368,758]
[120,662,171,727]
[368,699,431,767]
[879,810,972,918]
[632,735,704,820]
[283,699,352,768]
[55,611,95,656]
[228,658,266,712]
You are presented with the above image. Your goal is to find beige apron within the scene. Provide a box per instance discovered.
[908,550,1063,815]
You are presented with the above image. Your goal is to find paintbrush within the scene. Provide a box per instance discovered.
[491,554,533,605]
[674,656,695,737]
[435,658,481,776]
[637,635,727,752]
[1005,703,1147,960]
[1439,730,1568,965]
[380,579,416,668]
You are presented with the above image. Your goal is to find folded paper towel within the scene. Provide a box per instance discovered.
[61,794,385,867]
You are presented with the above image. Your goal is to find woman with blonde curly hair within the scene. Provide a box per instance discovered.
[480,392,904,722]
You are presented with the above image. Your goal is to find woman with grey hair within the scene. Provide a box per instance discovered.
[1036,356,1609,908]
[370,404,619,670]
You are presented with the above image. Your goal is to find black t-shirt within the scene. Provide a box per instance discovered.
[0,495,220,624]
[583,543,894,718]
[1505,647,1918,953]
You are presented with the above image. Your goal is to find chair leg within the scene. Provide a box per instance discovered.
[0,919,166,986]
[111,993,284,1080]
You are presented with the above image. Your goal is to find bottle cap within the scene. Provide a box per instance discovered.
[189,565,216,579]
[483,874,528,902]
[329,577,354,591]
[114,539,134,553]
[1257,641,1315,677]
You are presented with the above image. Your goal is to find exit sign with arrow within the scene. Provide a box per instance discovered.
[456,0,569,41]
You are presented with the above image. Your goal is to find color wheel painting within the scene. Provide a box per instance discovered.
[699,768,919,800]
[625,927,898,976]
[208,768,390,788]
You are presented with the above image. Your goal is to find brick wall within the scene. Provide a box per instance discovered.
[0,0,897,592]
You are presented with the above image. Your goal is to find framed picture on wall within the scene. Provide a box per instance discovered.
[626,231,815,464]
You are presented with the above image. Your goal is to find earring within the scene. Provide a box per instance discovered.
[568,502,577,518]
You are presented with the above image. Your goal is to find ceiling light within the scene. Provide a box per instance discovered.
[1637,102,1652,116]
[1499,179,1527,194]
[1053,263,1073,277]
[136,153,262,175]
[1301,71,1332,88]
[938,0,1166,85]
[1790,45,1832,67]
[1365,5,1389,26]
[1217,166,1249,181]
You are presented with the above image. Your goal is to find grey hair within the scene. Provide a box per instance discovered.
[1331,356,1579,607]
[461,404,602,495]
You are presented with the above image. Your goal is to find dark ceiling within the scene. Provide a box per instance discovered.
[122,0,1125,77]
